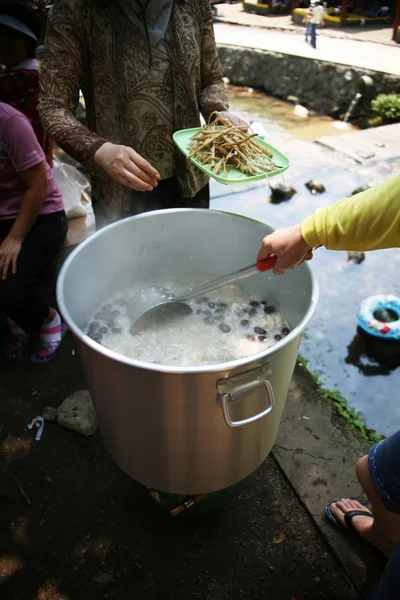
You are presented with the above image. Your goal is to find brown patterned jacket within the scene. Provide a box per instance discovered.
[38,0,228,218]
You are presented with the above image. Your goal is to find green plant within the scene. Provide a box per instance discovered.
[297,355,385,445]
[371,93,400,125]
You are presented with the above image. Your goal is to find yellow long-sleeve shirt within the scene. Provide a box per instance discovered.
[301,174,400,252]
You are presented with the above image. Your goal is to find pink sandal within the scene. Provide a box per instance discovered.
[4,333,30,360]
[30,322,68,364]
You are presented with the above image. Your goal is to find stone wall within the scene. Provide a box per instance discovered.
[218,44,400,116]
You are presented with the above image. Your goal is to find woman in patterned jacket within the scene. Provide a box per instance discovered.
[38,0,245,225]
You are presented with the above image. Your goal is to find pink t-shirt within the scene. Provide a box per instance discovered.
[0,102,63,220]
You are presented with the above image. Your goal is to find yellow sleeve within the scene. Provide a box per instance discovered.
[301,174,400,252]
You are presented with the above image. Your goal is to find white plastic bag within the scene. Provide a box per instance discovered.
[53,160,90,220]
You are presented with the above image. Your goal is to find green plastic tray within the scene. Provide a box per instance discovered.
[173,127,290,185]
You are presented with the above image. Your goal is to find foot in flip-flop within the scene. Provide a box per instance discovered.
[327,498,399,558]
[326,498,374,537]
[326,498,375,543]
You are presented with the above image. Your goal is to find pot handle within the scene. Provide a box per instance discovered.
[221,381,275,428]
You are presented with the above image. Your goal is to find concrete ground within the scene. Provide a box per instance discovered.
[213,22,400,76]
[0,326,384,600]
[316,122,400,163]
[214,2,398,45]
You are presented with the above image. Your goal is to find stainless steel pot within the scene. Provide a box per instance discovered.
[57,209,318,494]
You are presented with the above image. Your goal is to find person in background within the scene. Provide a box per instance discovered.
[38,0,246,227]
[258,174,400,599]
[303,0,313,42]
[0,1,53,166]
[0,102,67,362]
[308,0,325,49]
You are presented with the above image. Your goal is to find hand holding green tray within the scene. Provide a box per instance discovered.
[173,127,290,186]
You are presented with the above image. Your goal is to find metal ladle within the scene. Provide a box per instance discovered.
[128,255,277,334]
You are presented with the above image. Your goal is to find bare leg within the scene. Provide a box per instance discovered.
[43,307,57,324]
[330,455,400,557]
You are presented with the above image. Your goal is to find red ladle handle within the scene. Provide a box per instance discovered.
[256,255,278,272]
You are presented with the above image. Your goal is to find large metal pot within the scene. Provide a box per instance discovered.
[57,209,318,494]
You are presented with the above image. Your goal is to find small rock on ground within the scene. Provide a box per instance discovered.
[269,182,297,204]
[351,184,370,196]
[305,179,326,194]
[347,251,366,264]
[57,390,97,437]
[42,406,58,422]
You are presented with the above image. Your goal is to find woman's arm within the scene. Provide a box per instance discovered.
[38,1,106,165]
[38,1,158,189]
[0,112,49,280]
[198,0,229,120]
[258,175,400,274]
[198,1,247,128]
[8,163,48,243]
[301,175,400,251]
[0,162,48,280]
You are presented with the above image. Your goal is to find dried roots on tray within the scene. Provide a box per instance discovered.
[188,112,277,177]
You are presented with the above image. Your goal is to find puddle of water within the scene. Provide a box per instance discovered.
[212,88,400,436]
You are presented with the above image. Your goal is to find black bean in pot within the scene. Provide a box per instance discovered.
[99,326,108,334]
[246,335,255,342]
[254,327,267,335]
[282,327,290,336]
[238,309,247,317]
[240,319,249,327]
[219,324,231,333]
[112,309,121,317]
[204,317,214,325]
[95,311,109,320]
[196,309,203,315]
[274,334,282,341]
[249,308,257,316]
[217,302,228,308]
[204,309,212,317]
[258,336,267,342]
[88,321,99,331]
[264,306,276,314]
[249,300,260,308]
[89,332,102,342]
[208,301,216,309]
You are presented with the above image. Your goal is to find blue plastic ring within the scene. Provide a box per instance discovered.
[357,294,400,340]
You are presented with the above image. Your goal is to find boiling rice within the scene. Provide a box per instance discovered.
[86,283,290,367]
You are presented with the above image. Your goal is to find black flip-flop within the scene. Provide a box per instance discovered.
[326,499,374,538]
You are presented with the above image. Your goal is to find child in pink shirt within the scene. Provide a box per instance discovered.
[0,102,67,362]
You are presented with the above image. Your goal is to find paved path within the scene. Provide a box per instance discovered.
[214,2,397,45]
[214,22,400,76]
[317,122,400,163]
